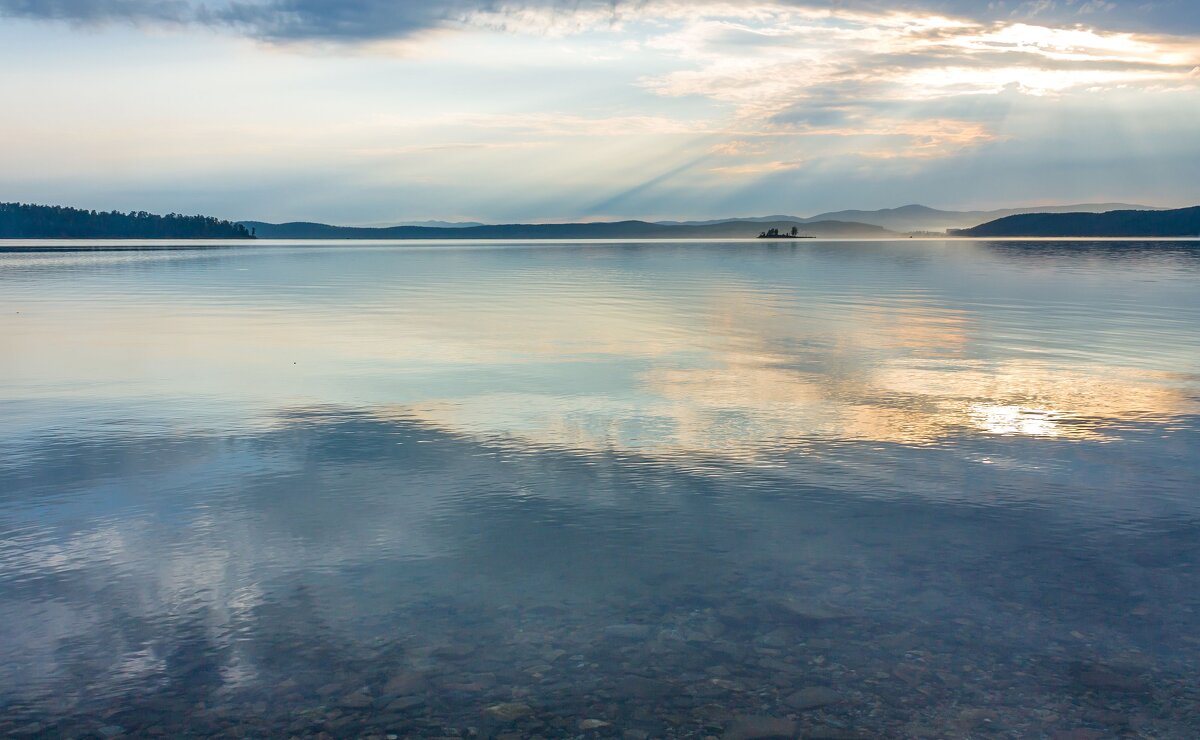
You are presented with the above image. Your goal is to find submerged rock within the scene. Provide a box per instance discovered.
[619,675,673,699]
[1052,731,1106,740]
[485,702,533,721]
[784,687,843,711]
[385,695,426,712]
[579,718,611,730]
[804,728,868,740]
[1074,665,1150,693]
[724,714,797,740]
[382,672,427,696]
[603,624,653,639]
[338,689,373,709]
[778,600,848,622]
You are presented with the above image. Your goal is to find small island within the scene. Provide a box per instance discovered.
[757,227,814,239]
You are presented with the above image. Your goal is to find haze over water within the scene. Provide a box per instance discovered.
[2,239,1200,737]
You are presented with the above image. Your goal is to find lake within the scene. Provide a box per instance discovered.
[2,239,1199,738]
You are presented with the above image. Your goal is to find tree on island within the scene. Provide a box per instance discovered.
[760,227,801,237]
[758,226,806,238]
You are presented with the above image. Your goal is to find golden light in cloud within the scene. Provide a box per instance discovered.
[953,23,1196,67]
[708,160,806,175]
[331,3,1200,194]
[899,65,1187,98]
[629,4,1200,163]
[847,120,999,159]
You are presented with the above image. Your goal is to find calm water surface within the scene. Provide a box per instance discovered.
[1,240,1199,738]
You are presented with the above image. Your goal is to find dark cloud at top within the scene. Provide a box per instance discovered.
[214,0,499,42]
[0,0,191,24]
[0,0,1196,41]
[0,0,629,39]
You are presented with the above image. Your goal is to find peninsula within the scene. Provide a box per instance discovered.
[954,206,1200,238]
[0,203,253,239]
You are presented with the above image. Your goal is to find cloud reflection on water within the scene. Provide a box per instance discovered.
[3,406,1200,714]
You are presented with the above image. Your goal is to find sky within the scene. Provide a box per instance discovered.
[1,0,1198,224]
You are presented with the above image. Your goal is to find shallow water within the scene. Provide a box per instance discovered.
[1,239,1199,738]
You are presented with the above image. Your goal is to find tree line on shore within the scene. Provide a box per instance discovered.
[0,203,253,239]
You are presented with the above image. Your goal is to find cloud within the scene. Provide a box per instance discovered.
[211,0,539,43]
[627,6,1197,161]
[4,1,1198,40]
[916,1,1200,33]
[212,0,454,42]
[349,141,549,158]
[451,111,714,137]
[641,13,1199,107]
[0,0,632,39]
[3,0,1197,210]
[708,139,769,156]
[0,0,191,24]
[708,159,805,175]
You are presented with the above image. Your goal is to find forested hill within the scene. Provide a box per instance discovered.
[955,206,1200,237]
[0,203,254,239]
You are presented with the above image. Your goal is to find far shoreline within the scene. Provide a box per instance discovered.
[3,235,1200,253]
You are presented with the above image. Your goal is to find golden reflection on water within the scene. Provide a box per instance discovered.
[3,260,1196,456]
[397,291,1197,454]
[631,352,1194,451]
[968,404,1060,437]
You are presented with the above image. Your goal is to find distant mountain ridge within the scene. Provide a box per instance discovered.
[240,219,893,240]
[659,203,1162,233]
[375,220,485,228]
[955,206,1200,237]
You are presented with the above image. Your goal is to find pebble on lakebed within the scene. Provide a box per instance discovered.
[723,714,796,740]
[784,686,844,711]
[484,702,533,721]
